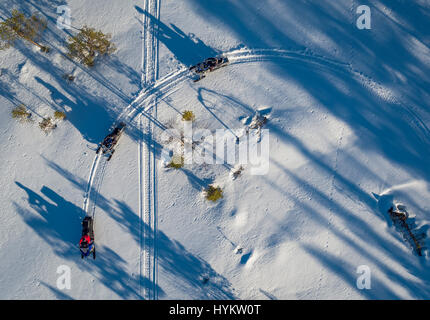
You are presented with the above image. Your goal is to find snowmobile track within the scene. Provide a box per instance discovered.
[139,0,159,300]
[82,46,429,298]
[83,153,107,219]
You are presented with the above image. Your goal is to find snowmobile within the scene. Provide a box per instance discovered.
[79,216,96,259]
[189,56,229,82]
[96,122,126,161]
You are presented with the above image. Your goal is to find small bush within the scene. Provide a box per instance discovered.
[182,110,195,122]
[167,155,184,169]
[39,117,57,133]
[11,104,32,121]
[205,185,223,202]
[54,111,66,120]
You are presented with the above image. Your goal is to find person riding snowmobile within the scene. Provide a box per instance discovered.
[205,57,217,70]
[196,58,217,72]
[79,234,94,258]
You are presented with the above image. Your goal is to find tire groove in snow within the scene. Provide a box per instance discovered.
[81,45,429,298]
[139,0,159,300]
[82,152,107,220]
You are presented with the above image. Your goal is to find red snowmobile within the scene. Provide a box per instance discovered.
[79,216,95,259]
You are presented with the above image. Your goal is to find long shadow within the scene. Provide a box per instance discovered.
[196,87,239,139]
[266,174,430,299]
[181,168,213,191]
[40,282,74,300]
[207,82,430,298]
[34,76,113,143]
[187,0,430,97]
[302,244,401,299]
[13,179,158,299]
[27,0,141,90]
[1,40,121,144]
[188,0,302,49]
[83,245,155,300]
[38,159,233,299]
[136,6,218,66]
[0,75,25,111]
[14,182,85,258]
[185,0,430,171]
[42,157,113,216]
[266,159,430,299]
[0,2,141,144]
[2,0,139,103]
[107,200,236,299]
[270,59,430,183]
[1,68,51,119]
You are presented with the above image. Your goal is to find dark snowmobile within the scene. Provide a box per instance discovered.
[96,122,126,161]
[189,57,229,82]
[79,216,95,259]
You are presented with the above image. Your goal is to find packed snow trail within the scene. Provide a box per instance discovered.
[81,46,429,298]
[142,0,160,86]
[139,0,160,300]
[82,152,107,219]
[84,45,430,229]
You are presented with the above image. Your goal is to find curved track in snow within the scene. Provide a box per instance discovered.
[82,46,429,299]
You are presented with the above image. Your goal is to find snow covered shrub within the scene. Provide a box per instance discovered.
[67,26,116,67]
[0,9,48,52]
[11,104,32,122]
[167,154,184,169]
[39,117,57,133]
[182,110,195,122]
[54,111,66,120]
[204,185,223,202]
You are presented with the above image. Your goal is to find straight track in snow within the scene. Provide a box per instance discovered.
[81,43,430,299]
[139,0,160,300]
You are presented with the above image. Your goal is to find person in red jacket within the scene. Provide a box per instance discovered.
[79,234,94,258]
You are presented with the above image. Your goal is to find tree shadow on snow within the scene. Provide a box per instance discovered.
[0,0,141,145]
[14,182,85,258]
[107,199,236,299]
[13,180,159,299]
[135,5,219,66]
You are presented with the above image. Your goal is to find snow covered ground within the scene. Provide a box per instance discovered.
[0,0,430,299]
